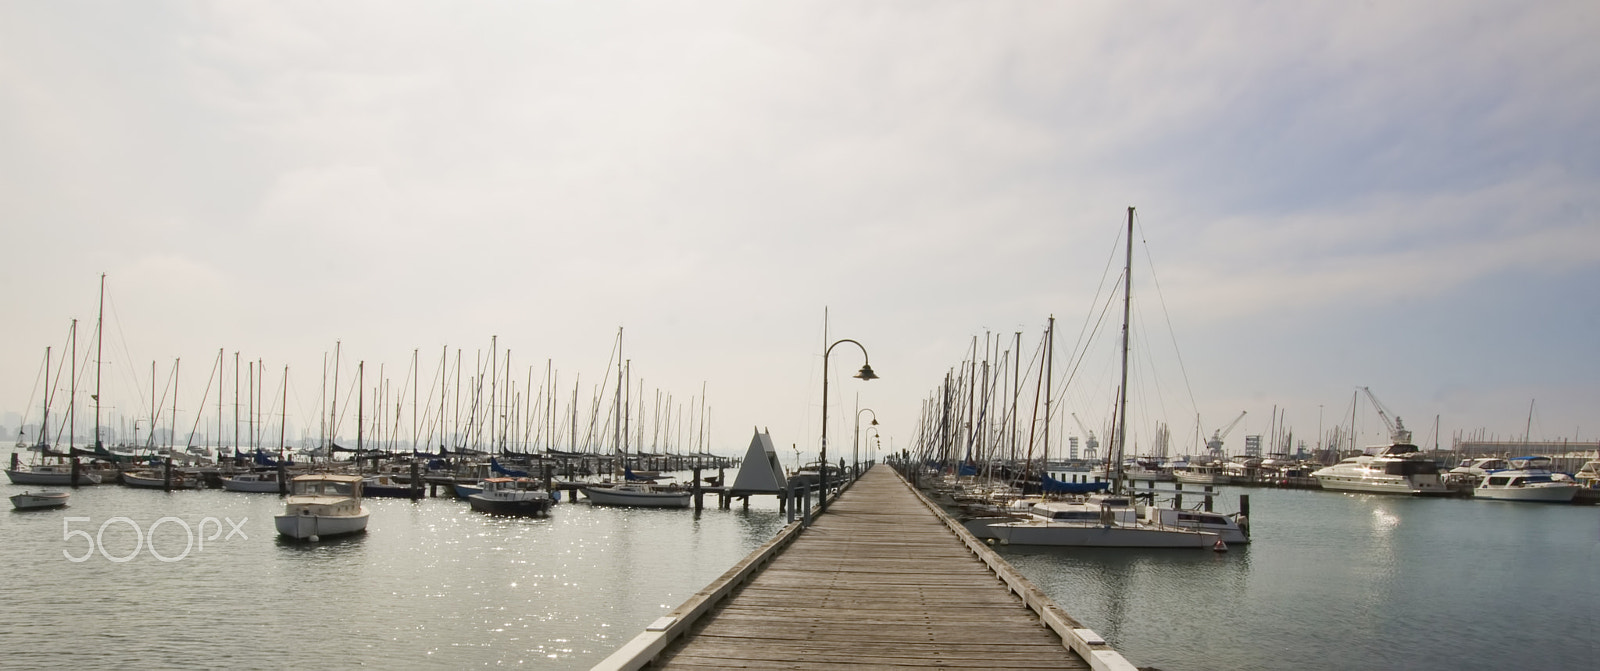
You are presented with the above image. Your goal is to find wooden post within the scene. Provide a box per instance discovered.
[163,457,173,491]
[543,464,554,502]
[278,460,289,496]
[410,460,423,500]
[71,457,81,488]
[784,479,795,523]
[802,484,812,526]
[1203,485,1214,512]
[9,452,18,471]
[1239,494,1251,538]
[1175,481,1183,510]
[693,466,704,512]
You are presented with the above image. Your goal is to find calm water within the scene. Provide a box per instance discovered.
[1002,485,1600,670]
[7,476,1598,670]
[2,476,786,669]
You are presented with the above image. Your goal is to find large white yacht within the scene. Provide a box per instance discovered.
[1312,442,1451,495]
[1475,456,1580,503]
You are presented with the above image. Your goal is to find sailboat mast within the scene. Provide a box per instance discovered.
[94,273,104,449]
[172,359,179,452]
[1115,206,1134,494]
[69,320,77,450]
[42,346,50,449]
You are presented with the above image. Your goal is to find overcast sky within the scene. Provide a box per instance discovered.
[2,1,1596,460]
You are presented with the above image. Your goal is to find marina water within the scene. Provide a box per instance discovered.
[6,475,1597,669]
[1007,481,1599,670]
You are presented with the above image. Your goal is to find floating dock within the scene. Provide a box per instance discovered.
[595,465,1135,670]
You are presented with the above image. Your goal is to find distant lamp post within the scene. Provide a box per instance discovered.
[854,407,878,479]
[863,425,882,469]
[821,339,877,512]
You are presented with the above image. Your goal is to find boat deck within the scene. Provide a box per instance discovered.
[632,467,1105,670]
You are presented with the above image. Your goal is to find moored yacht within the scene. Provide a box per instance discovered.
[1474,456,1580,503]
[274,474,370,541]
[985,494,1220,548]
[5,462,103,486]
[468,477,554,516]
[1311,442,1451,495]
[580,482,691,508]
[1173,459,1231,485]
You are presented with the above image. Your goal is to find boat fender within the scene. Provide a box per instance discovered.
[1212,539,1228,553]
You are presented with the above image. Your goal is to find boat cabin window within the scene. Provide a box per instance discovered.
[295,480,354,496]
[1486,476,1511,486]
[1383,461,1438,476]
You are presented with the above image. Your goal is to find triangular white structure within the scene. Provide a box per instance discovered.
[729,427,787,495]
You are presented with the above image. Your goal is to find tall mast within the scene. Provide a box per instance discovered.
[172,359,179,451]
[1044,317,1054,465]
[331,342,341,449]
[94,273,104,450]
[1115,206,1134,494]
[42,346,50,449]
[614,328,624,467]
[69,320,77,450]
[280,366,289,455]
[357,361,364,453]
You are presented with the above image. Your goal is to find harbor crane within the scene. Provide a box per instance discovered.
[1360,386,1412,444]
[1205,411,1247,455]
[1070,412,1099,460]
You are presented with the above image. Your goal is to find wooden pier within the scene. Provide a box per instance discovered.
[595,466,1136,671]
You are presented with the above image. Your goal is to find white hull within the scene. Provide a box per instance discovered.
[581,485,691,508]
[1475,484,1579,503]
[5,469,102,486]
[1174,472,1231,485]
[222,476,285,493]
[1313,473,1451,495]
[274,508,370,539]
[122,471,203,489]
[11,491,70,509]
[991,521,1217,548]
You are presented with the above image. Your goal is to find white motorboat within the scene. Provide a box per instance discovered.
[5,463,103,486]
[985,495,1219,548]
[1474,456,1580,503]
[1311,442,1452,495]
[580,482,691,508]
[10,490,70,510]
[468,477,554,516]
[221,471,288,493]
[274,474,370,540]
[1173,460,1232,485]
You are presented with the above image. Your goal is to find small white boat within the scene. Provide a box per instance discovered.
[274,474,370,540]
[1475,456,1580,503]
[468,477,553,516]
[1173,460,1232,485]
[221,471,287,493]
[10,490,70,510]
[580,482,691,508]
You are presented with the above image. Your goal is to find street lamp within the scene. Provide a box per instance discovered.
[854,407,878,479]
[821,338,877,512]
[863,425,881,469]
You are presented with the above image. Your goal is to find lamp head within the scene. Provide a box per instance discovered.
[870,418,879,426]
[854,363,878,381]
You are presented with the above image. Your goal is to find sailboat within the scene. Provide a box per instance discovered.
[988,208,1221,549]
[580,328,690,508]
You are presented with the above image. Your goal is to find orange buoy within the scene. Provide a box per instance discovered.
[1212,538,1228,552]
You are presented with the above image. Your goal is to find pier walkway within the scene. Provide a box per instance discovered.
[596,466,1135,670]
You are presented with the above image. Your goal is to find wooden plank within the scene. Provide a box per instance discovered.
[644,468,1093,670]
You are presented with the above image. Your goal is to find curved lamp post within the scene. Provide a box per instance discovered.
[854,408,878,479]
[863,424,881,470]
[821,338,877,512]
